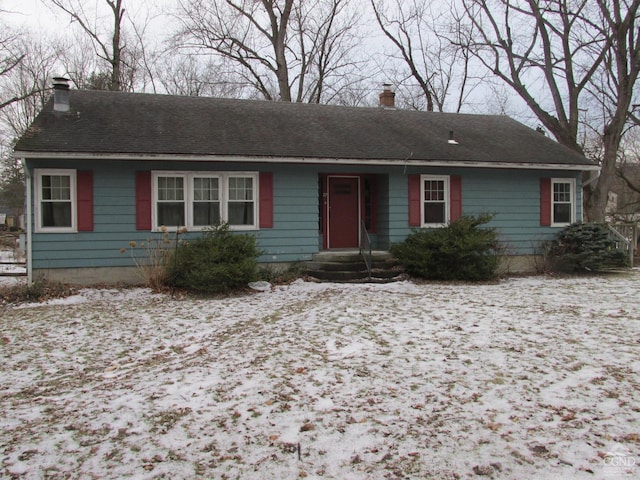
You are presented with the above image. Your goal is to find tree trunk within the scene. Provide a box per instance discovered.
[586,123,625,222]
[264,0,293,102]
[107,0,124,91]
[274,35,291,102]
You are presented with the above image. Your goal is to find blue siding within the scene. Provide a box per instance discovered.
[258,166,318,262]
[376,174,391,250]
[387,173,412,245]
[458,169,582,254]
[28,160,322,269]
[394,167,582,254]
[27,159,584,270]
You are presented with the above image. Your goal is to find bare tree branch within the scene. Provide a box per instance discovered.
[48,0,127,91]
[371,0,483,112]
[459,0,640,222]
[173,0,364,103]
[0,23,44,111]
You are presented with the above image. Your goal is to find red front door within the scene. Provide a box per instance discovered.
[328,176,359,248]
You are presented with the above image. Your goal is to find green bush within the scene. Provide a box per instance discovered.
[549,223,629,272]
[390,214,500,281]
[167,223,260,293]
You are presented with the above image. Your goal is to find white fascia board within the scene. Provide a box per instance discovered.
[14,151,600,171]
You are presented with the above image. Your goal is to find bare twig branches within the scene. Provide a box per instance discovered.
[370,0,481,112]
[459,0,640,221]
[49,0,127,91]
[173,0,365,103]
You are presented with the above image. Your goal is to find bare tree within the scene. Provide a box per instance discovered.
[290,0,366,103]
[46,0,168,93]
[460,0,640,222]
[56,33,105,90]
[0,35,60,217]
[157,54,248,98]
[124,3,168,94]
[0,37,59,142]
[586,1,640,221]
[173,0,365,103]
[632,104,640,126]
[612,129,640,214]
[0,16,41,110]
[370,0,480,112]
[609,158,640,222]
[47,0,128,91]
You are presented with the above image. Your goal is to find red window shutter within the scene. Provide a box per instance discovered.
[259,172,273,228]
[450,175,462,222]
[540,178,551,226]
[408,174,421,226]
[136,171,152,230]
[77,170,94,231]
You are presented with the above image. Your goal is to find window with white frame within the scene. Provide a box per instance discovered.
[192,176,221,227]
[552,178,575,226]
[35,169,77,232]
[157,175,185,227]
[152,171,257,230]
[421,175,449,227]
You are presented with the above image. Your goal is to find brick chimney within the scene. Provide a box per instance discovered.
[52,77,70,112]
[379,83,395,108]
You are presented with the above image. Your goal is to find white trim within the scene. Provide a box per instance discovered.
[14,151,600,171]
[550,178,576,227]
[22,159,33,284]
[420,174,450,228]
[189,173,221,229]
[151,170,259,231]
[33,169,77,233]
[225,173,259,231]
[152,171,187,230]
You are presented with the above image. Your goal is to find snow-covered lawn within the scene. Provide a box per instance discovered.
[1,272,639,479]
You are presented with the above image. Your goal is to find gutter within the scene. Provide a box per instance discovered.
[21,158,32,284]
[12,151,600,172]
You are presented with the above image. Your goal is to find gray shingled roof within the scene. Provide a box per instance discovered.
[15,89,593,168]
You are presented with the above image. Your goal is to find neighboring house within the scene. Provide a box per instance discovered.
[13,80,597,285]
[607,163,640,223]
[0,206,22,231]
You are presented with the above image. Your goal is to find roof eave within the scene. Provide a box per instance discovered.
[13,151,599,171]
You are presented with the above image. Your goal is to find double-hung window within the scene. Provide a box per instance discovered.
[551,178,575,226]
[152,171,257,230]
[156,175,185,227]
[35,169,77,232]
[192,176,221,227]
[228,176,255,226]
[421,175,449,227]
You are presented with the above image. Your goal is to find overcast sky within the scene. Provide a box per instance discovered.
[1,0,542,126]
[4,0,60,31]
[3,0,175,36]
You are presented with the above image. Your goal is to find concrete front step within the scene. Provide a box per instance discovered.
[306,258,398,272]
[306,250,404,283]
[311,250,395,263]
[308,268,404,282]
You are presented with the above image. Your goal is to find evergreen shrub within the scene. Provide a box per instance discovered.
[390,214,500,281]
[549,223,628,272]
[167,223,260,293]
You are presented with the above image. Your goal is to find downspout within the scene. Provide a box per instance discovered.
[582,170,600,187]
[21,158,33,284]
